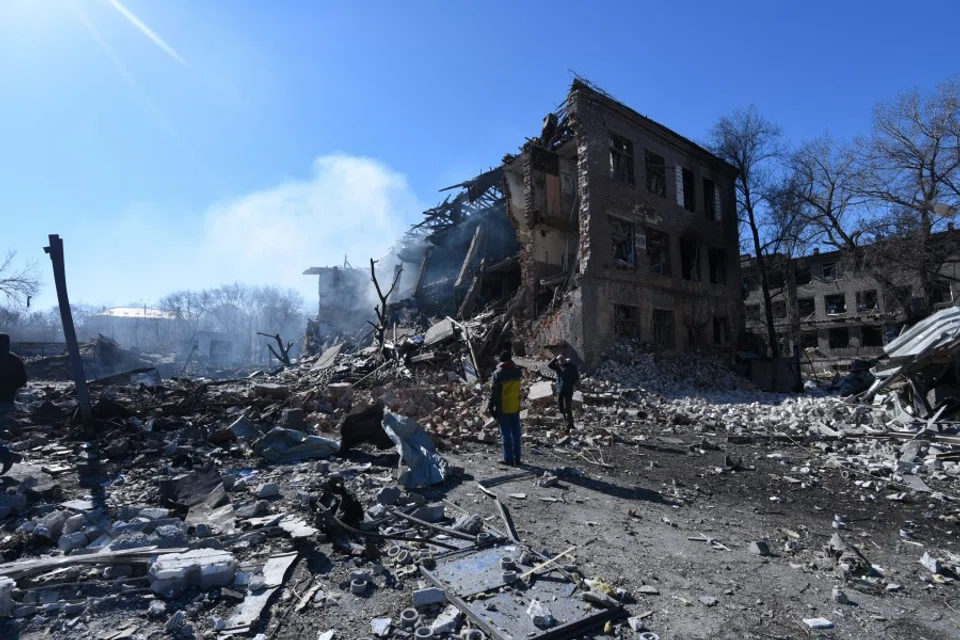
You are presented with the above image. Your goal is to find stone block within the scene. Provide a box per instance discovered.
[412,587,446,607]
[138,508,170,520]
[255,483,281,499]
[62,514,87,536]
[57,532,89,553]
[429,604,462,635]
[528,382,555,408]
[148,549,237,595]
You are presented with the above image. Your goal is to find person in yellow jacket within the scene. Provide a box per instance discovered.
[488,350,524,466]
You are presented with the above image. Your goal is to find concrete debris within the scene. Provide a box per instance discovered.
[429,604,463,634]
[526,599,556,628]
[412,587,446,608]
[803,617,835,630]
[148,549,237,595]
[1,298,957,640]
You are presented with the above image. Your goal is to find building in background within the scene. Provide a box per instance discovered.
[742,228,960,371]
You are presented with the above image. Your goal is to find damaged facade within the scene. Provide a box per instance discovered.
[509,81,743,366]
[306,80,744,368]
[742,228,960,370]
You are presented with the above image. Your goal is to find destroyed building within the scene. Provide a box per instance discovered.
[306,80,744,367]
[509,80,743,365]
[302,262,375,338]
[742,227,960,370]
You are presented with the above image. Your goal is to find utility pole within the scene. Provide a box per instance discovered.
[44,234,92,424]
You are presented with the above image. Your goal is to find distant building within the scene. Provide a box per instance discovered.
[742,229,960,369]
[86,306,177,351]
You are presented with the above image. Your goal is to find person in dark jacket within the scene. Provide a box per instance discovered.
[0,333,26,475]
[548,354,580,429]
[489,350,523,466]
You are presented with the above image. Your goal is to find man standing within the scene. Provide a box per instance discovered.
[548,354,580,429]
[489,350,523,466]
[0,333,26,475]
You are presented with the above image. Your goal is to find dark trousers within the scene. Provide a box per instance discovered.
[496,412,522,464]
[558,391,574,428]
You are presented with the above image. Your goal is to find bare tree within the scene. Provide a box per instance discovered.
[707,107,786,356]
[856,77,960,305]
[788,136,869,252]
[367,259,403,353]
[0,251,40,309]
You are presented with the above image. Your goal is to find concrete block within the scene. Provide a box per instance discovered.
[138,508,170,520]
[256,483,281,499]
[35,510,69,539]
[528,382,555,408]
[429,604,462,635]
[62,514,87,536]
[412,587,446,607]
[149,549,237,595]
[57,532,89,553]
[0,576,15,617]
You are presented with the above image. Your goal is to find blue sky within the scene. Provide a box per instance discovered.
[1,0,957,310]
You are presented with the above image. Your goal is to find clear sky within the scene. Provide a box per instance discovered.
[1,0,957,310]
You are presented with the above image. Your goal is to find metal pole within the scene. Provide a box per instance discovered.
[43,234,92,423]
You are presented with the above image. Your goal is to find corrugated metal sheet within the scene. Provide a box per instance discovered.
[882,306,960,361]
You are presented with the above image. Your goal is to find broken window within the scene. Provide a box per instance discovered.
[712,317,729,344]
[797,297,816,318]
[609,216,636,266]
[652,309,675,348]
[609,134,635,184]
[825,293,846,315]
[795,264,812,285]
[861,325,883,347]
[771,300,787,318]
[856,289,878,313]
[645,150,666,197]
[676,167,695,212]
[646,228,670,275]
[615,304,642,339]
[821,262,840,281]
[703,178,716,220]
[932,279,954,305]
[800,331,819,349]
[679,238,700,281]
[828,327,850,349]
[708,248,726,285]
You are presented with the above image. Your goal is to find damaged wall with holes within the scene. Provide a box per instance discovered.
[517,80,744,366]
[302,80,744,369]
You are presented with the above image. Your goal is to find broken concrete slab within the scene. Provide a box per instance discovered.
[148,549,237,595]
[223,552,298,634]
[412,586,446,607]
[528,381,554,408]
[429,604,462,634]
[424,318,457,347]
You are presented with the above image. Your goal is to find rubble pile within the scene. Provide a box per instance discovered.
[593,340,739,394]
[0,307,957,638]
